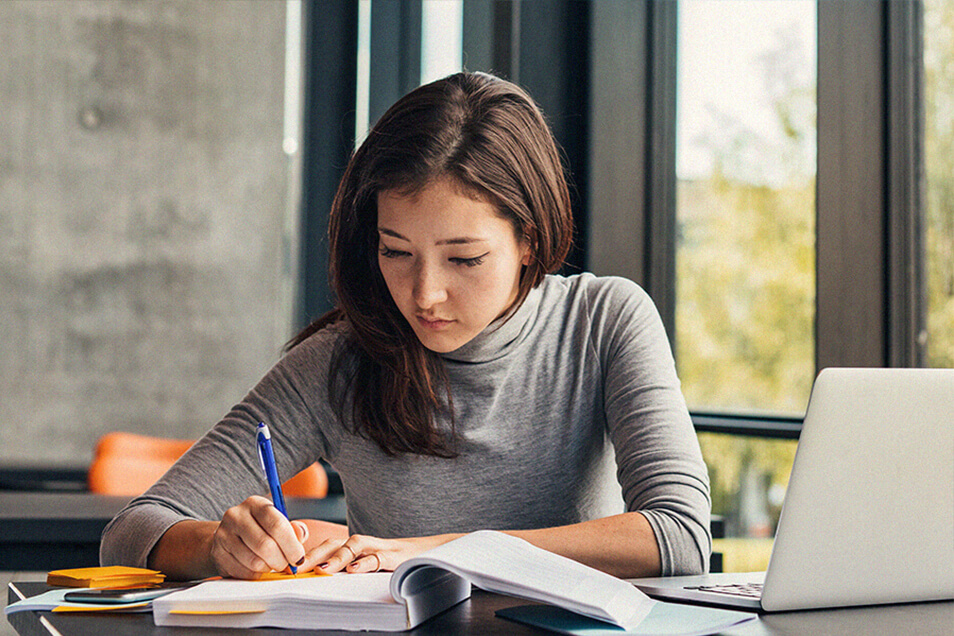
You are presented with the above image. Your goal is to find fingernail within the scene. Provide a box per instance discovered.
[318,562,328,569]
[296,556,305,566]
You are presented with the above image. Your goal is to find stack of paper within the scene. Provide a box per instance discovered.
[46,566,165,588]
[154,573,420,630]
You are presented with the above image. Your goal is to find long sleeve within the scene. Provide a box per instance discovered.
[591,277,712,575]
[99,326,344,567]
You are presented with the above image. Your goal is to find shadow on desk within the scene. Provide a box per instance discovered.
[755,600,954,635]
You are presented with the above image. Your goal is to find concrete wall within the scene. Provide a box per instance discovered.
[0,1,296,466]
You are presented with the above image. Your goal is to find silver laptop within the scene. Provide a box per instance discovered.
[633,367,954,612]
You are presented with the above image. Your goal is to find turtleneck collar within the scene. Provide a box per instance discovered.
[440,283,543,364]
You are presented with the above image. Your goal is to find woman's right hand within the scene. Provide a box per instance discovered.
[149,497,350,580]
[209,495,308,579]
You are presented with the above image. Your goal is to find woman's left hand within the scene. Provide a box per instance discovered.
[304,533,461,574]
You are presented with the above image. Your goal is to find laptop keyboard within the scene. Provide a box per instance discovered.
[685,583,764,599]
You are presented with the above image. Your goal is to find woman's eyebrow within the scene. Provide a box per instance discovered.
[377,227,488,245]
[377,227,409,241]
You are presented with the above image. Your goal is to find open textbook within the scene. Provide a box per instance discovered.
[152,531,753,633]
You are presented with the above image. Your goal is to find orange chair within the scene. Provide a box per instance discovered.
[87,431,328,498]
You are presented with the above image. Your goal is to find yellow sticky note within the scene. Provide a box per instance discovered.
[255,570,328,581]
[47,566,165,588]
[53,603,151,613]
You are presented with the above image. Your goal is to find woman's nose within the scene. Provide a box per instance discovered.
[412,263,448,308]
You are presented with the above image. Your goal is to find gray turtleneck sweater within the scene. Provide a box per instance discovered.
[100,274,711,576]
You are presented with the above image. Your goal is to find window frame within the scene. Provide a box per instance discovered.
[298,0,928,436]
[296,0,359,330]
[587,0,926,436]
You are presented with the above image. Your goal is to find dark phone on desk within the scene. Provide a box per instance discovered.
[64,582,189,604]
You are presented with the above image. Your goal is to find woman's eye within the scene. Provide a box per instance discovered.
[379,247,409,259]
[450,253,488,267]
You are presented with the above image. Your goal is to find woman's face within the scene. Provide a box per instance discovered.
[376,178,530,353]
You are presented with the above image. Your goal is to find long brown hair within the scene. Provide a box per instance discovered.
[288,72,573,456]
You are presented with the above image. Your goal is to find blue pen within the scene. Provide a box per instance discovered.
[256,421,297,574]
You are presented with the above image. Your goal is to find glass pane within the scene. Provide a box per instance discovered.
[356,0,372,144]
[700,433,797,572]
[924,0,954,368]
[675,0,817,416]
[355,0,462,145]
[421,0,463,84]
[676,1,815,563]
[0,1,297,464]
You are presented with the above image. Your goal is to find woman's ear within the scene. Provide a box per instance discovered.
[520,235,533,266]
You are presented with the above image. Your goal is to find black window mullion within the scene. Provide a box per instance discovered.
[816,0,924,371]
[586,0,649,286]
[691,413,803,441]
[515,0,590,273]
[885,0,926,368]
[369,0,423,127]
[585,1,677,345]
[643,0,679,345]
[816,0,888,370]
[462,0,520,82]
[297,0,359,329]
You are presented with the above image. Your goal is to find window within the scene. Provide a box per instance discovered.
[675,0,817,415]
[698,433,795,571]
[421,0,463,84]
[924,0,954,368]
[585,0,944,571]
[5,2,945,551]
[356,0,464,143]
[674,0,814,570]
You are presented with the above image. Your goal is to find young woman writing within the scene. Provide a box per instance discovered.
[101,72,711,581]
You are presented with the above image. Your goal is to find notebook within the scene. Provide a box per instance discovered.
[633,367,954,612]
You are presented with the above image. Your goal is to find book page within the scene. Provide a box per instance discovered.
[391,530,654,629]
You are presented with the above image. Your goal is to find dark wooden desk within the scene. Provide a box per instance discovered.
[7,581,544,636]
[0,493,348,571]
[8,578,954,636]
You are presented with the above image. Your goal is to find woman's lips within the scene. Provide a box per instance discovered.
[416,315,454,330]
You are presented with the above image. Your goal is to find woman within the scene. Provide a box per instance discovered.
[101,72,711,581]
